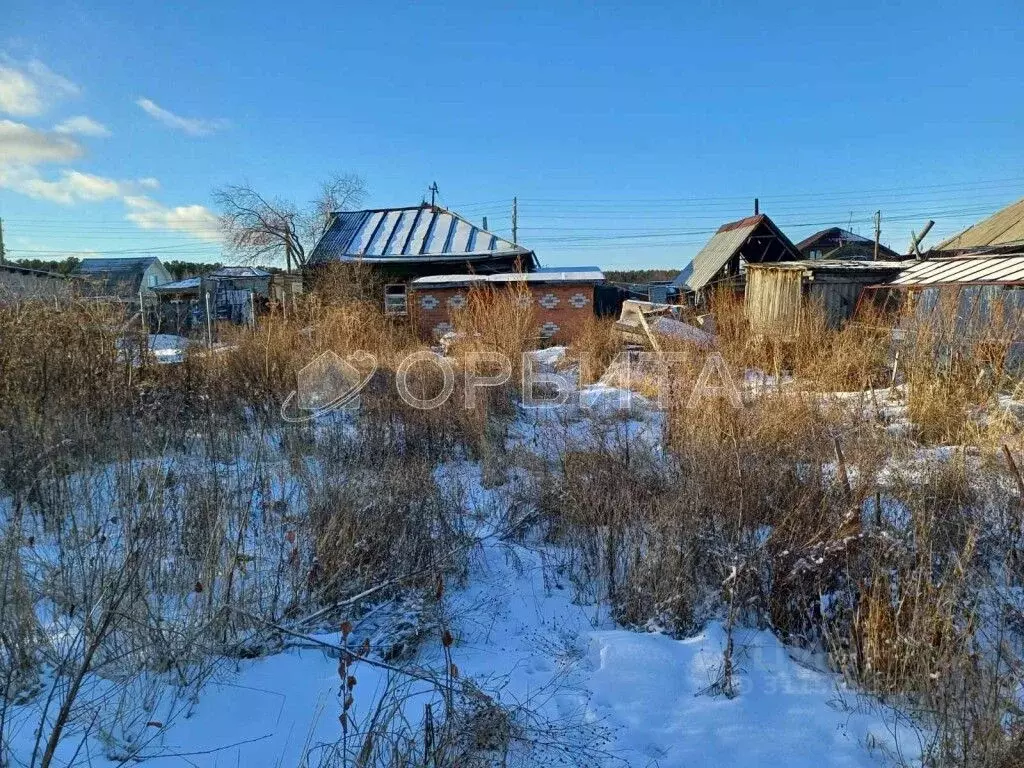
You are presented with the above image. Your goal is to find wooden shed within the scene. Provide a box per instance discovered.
[675,213,803,307]
[745,260,906,335]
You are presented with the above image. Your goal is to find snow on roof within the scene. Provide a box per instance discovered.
[411,266,604,287]
[209,266,272,278]
[153,276,202,292]
[308,204,536,266]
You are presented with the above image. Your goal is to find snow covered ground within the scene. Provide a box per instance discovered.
[9,458,925,767]
[4,347,938,767]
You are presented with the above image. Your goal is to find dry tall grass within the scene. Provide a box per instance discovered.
[1,279,1022,767]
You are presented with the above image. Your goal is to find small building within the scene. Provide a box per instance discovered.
[407,267,605,343]
[863,255,1024,366]
[933,197,1024,256]
[153,266,298,334]
[0,262,75,303]
[877,255,1024,320]
[308,204,539,310]
[745,260,907,334]
[74,257,172,302]
[674,213,803,305]
[796,227,903,261]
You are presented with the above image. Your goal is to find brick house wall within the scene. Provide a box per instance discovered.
[409,282,597,343]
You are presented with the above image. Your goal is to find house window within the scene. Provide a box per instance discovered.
[384,283,408,316]
[148,274,159,287]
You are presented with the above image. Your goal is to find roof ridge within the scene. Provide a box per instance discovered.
[309,203,534,265]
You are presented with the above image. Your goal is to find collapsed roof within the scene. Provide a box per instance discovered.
[676,214,802,293]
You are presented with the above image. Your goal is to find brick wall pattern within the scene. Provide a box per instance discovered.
[409,283,595,343]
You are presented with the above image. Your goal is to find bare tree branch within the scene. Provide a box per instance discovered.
[214,174,366,268]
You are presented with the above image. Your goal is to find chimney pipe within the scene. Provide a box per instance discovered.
[754,198,759,216]
[482,216,488,230]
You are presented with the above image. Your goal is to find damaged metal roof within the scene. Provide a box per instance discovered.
[748,260,908,274]
[890,255,1024,286]
[308,204,536,267]
[681,214,802,292]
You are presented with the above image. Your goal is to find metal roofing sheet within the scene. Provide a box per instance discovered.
[891,256,1024,286]
[349,211,382,253]
[308,204,531,265]
[411,267,604,286]
[405,208,434,255]
[747,260,907,272]
[685,217,763,292]
[76,257,159,274]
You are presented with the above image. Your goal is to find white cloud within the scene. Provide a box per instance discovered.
[0,119,83,164]
[135,97,227,137]
[138,177,160,189]
[0,57,79,117]
[53,115,110,138]
[0,167,127,204]
[123,195,221,242]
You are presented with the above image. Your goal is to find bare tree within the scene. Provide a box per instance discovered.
[214,173,367,271]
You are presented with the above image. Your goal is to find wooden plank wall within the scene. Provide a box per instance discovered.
[745,267,803,338]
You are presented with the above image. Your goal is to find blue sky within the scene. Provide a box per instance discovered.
[2,0,1022,269]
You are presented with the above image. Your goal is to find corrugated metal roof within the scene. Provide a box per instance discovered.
[411,267,604,287]
[75,256,160,275]
[748,260,907,273]
[936,197,1024,253]
[308,204,535,266]
[682,214,801,292]
[890,256,1024,286]
[686,217,762,292]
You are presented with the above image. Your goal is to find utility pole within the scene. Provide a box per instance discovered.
[205,291,213,349]
[429,182,440,208]
[284,222,293,275]
[873,210,881,261]
[0,217,5,264]
[511,197,518,244]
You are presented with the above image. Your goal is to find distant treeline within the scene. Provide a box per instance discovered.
[603,269,677,284]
